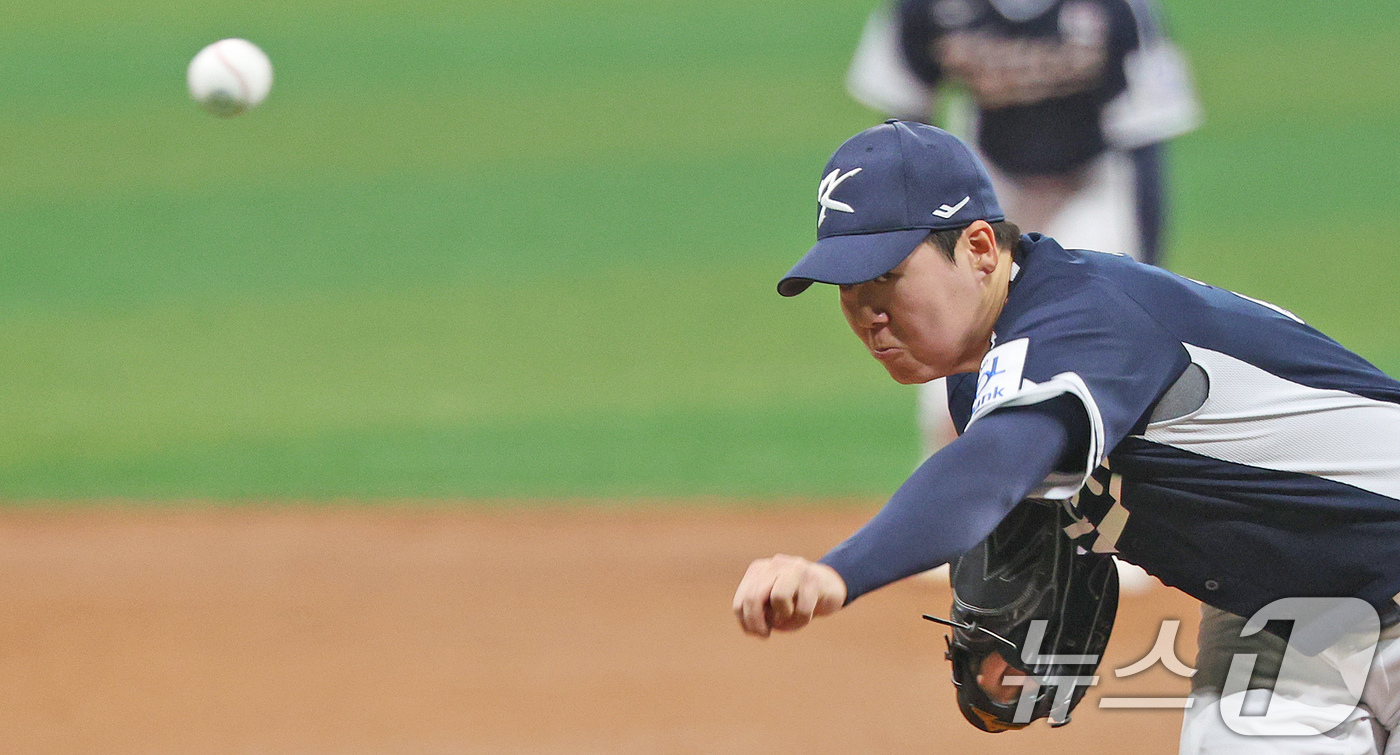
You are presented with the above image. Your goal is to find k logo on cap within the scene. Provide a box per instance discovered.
[779,120,1004,297]
[818,168,863,227]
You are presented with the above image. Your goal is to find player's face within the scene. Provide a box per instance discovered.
[838,231,1009,384]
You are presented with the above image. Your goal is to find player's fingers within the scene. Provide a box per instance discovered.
[787,565,849,632]
[977,652,1022,704]
[767,560,805,627]
[780,564,836,631]
[733,559,774,637]
[733,567,765,635]
[789,571,822,629]
[741,598,771,638]
[731,560,760,615]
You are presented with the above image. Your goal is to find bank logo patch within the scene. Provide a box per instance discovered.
[973,338,1028,413]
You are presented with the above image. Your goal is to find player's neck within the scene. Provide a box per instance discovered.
[963,250,1015,371]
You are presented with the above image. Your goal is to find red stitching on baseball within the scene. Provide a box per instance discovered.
[212,41,252,104]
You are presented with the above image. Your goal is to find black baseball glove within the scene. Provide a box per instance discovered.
[925,497,1119,732]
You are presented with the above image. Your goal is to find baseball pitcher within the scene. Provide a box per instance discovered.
[733,121,1400,753]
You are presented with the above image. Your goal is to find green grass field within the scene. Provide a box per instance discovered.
[1,0,1396,499]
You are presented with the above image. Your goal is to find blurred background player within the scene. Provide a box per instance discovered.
[846,0,1201,592]
[846,0,1202,454]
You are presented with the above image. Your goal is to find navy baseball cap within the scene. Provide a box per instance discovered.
[777,120,1004,296]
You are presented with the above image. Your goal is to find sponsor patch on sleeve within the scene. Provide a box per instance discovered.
[972,338,1028,415]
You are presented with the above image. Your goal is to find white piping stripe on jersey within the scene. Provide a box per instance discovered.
[967,371,1107,501]
[1142,344,1400,500]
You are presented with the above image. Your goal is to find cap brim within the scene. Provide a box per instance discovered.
[777,228,931,296]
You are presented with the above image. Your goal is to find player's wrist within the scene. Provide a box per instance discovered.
[815,555,856,607]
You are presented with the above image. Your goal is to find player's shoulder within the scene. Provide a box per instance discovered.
[1005,234,1282,343]
[1002,234,1165,322]
[984,239,1170,362]
[1010,236,1400,400]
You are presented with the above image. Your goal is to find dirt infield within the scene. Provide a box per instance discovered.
[0,505,1199,753]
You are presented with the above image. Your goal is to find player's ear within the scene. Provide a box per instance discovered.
[962,221,999,275]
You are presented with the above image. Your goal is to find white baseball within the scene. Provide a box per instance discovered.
[187,38,273,117]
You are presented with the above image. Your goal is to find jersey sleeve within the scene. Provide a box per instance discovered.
[966,282,1190,498]
[1100,0,1202,148]
[846,4,938,119]
[820,397,1086,603]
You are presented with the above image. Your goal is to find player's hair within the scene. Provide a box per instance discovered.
[925,221,1021,261]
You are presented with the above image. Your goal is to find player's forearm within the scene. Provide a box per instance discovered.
[819,399,1082,603]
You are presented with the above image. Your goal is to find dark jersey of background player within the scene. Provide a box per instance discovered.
[819,234,1400,624]
[899,0,1139,175]
[882,0,1192,263]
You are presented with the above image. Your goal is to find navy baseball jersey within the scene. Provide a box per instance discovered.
[822,234,1400,622]
[894,0,1168,176]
